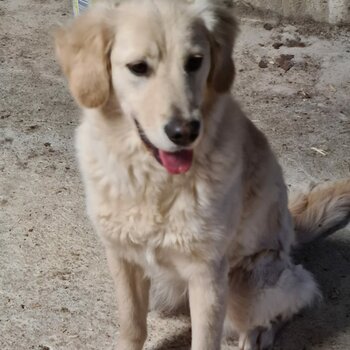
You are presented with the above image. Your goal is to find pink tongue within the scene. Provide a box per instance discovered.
[159,150,193,174]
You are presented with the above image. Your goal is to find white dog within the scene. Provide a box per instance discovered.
[55,1,350,349]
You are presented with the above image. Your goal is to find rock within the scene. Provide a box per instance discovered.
[285,38,306,48]
[272,42,284,49]
[275,54,295,72]
[263,23,274,31]
[258,58,269,68]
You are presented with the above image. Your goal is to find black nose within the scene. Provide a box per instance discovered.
[164,118,201,146]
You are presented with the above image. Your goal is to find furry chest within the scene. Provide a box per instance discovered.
[92,192,227,268]
[124,246,178,278]
[91,174,218,253]
[96,204,209,254]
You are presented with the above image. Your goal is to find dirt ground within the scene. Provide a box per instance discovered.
[0,1,349,350]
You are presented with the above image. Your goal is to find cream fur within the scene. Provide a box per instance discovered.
[55,1,350,349]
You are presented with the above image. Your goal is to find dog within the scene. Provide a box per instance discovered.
[55,1,350,349]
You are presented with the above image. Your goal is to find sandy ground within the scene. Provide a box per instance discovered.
[1,1,349,349]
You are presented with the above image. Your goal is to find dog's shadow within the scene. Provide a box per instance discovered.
[276,229,350,349]
[151,328,191,350]
[150,229,350,350]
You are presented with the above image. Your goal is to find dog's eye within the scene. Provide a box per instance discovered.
[185,55,203,73]
[127,61,149,76]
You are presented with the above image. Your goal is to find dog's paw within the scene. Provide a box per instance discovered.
[238,326,275,350]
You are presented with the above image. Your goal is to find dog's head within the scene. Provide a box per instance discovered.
[55,0,237,174]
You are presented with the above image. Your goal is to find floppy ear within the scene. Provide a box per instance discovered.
[207,5,238,93]
[55,9,114,108]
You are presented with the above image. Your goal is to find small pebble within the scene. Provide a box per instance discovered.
[263,23,274,31]
[272,42,283,49]
[258,58,269,68]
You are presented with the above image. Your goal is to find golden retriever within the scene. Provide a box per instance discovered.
[55,1,350,349]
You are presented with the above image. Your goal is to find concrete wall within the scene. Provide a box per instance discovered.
[234,0,350,24]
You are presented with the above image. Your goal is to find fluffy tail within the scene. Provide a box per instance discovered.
[289,179,350,245]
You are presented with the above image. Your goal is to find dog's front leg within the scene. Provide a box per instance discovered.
[106,248,150,350]
[188,258,228,350]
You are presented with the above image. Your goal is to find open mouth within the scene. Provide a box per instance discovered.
[134,120,193,175]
